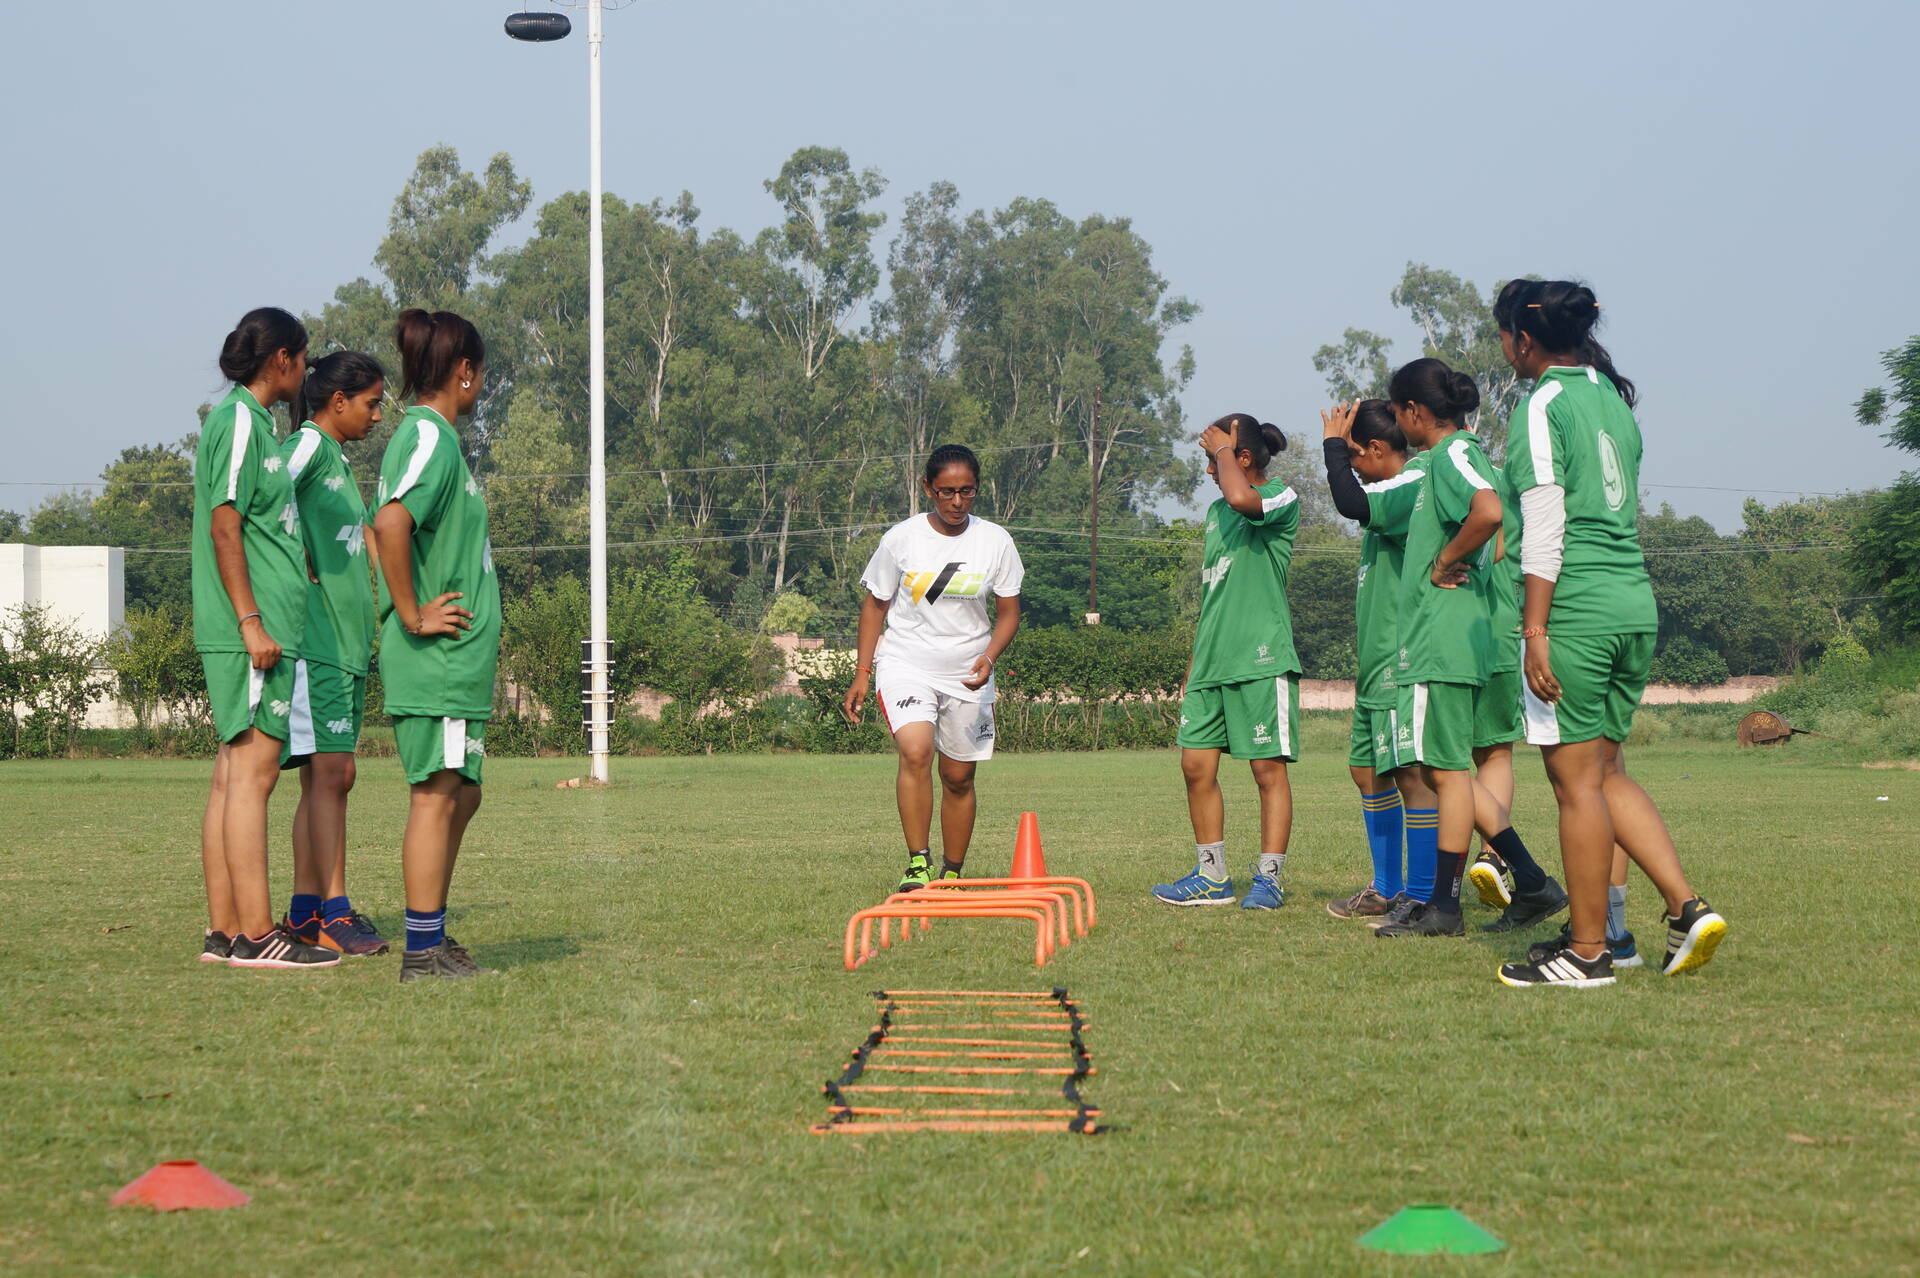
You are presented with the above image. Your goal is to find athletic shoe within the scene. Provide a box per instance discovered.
[281,914,322,946]
[939,866,963,882]
[200,931,234,964]
[1662,897,1727,976]
[1468,851,1513,909]
[1479,877,1569,933]
[1374,902,1464,938]
[1241,872,1284,910]
[400,940,493,983]
[319,912,391,957]
[1326,886,1394,919]
[1151,868,1235,906]
[228,928,342,969]
[1527,924,1643,968]
[897,851,933,893]
[1366,893,1418,930]
[1499,942,1615,988]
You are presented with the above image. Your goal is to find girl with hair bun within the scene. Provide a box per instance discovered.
[1491,280,1727,988]
[1151,412,1300,911]
[191,307,339,968]
[277,351,390,957]
[1372,359,1560,940]
[371,309,501,983]
[843,444,1026,894]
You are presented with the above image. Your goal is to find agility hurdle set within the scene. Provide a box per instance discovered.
[843,813,1099,969]
[813,987,1101,1135]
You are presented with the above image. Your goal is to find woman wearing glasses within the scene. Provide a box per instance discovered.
[842,445,1025,893]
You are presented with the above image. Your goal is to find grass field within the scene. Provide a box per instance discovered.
[4,730,1918,1276]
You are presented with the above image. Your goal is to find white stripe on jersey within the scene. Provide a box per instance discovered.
[286,427,324,482]
[389,421,439,503]
[1360,471,1421,494]
[1525,380,1563,487]
[1446,437,1491,490]
[225,402,251,502]
[1260,486,1299,513]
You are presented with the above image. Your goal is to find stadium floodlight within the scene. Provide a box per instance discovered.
[505,3,612,784]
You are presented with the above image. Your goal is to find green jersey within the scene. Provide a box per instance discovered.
[1396,431,1499,688]
[1504,366,1658,636]
[1353,454,1429,709]
[191,384,307,657]
[1486,464,1522,674]
[375,406,501,719]
[1188,476,1301,690]
[283,425,375,675]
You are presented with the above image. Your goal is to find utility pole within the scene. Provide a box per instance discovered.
[1086,387,1101,625]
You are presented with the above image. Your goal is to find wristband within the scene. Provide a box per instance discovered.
[1521,625,1548,639]
[237,612,261,627]
[856,665,873,675]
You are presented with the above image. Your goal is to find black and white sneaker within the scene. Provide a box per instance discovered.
[1479,877,1569,933]
[1529,924,1643,969]
[1365,893,1418,930]
[200,931,234,964]
[400,941,494,983]
[1662,897,1727,976]
[1374,902,1465,938]
[228,927,341,969]
[1499,943,1615,988]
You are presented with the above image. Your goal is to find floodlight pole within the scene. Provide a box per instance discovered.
[584,0,612,782]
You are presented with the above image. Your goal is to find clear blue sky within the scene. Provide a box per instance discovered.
[3,0,1915,530]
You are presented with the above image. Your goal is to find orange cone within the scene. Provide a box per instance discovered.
[1011,812,1047,879]
[110,1161,250,1211]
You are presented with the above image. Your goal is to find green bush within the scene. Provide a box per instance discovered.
[107,605,209,747]
[0,604,109,759]
[1648,635,1730,686]
[1751,637,1920,757]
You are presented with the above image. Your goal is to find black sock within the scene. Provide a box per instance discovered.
[1434,850,1467,911]
[1488,827,1548,895]
[941,857,965,877]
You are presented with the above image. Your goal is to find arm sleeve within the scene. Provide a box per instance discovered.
[206,403,255,511]
[1520,485,1566,582]
[386,422,454,531]
[858,530,901,601]
[1322,438,1371,523]
[992,532,1025,597]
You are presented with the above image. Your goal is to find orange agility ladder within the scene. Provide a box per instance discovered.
[812,988,1101,1136]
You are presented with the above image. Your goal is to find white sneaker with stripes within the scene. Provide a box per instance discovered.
[228,927,342,969]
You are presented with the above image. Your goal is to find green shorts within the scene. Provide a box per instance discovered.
[1347,704,1402,773]
[1395,680,1477,773]
[1472,668,1524,749]
[1523,632,1655,746]
[200,652,296,744]
[282,660,367,765]
[1178,674,1299,761]
[392,715,486,786]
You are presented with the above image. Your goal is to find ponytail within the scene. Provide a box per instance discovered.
[395,308,485,399]
[1495,278,1636,408]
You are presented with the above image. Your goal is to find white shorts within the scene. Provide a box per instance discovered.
[875,666,998,762]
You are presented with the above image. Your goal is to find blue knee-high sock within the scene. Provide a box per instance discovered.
[1362,790,1404,898]
[404,907,446,952]
[1404,808,1440,903]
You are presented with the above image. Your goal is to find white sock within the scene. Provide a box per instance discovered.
[1195,841,1226,878]
[1258,852,1285,881]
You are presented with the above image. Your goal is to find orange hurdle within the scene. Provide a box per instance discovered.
[920,878,1097,931]
[845,903,1052,969]
[875,889,1073,950]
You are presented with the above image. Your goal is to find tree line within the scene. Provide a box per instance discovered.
[5,147,1916,695]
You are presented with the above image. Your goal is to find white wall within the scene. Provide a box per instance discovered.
[0,543,125,640]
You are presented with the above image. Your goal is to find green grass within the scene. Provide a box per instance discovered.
[3,737,1917,1276]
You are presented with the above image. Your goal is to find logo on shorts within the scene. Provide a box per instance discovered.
[1598,431,1627,511]
[326,718,353,734]
[1252,722,1272,744]
[1375,730,1388,751]
[465,736,485,757]
[270,699,291,718]
[895,696,923,710]
[975,718,995,741]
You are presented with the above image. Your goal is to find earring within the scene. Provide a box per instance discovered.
[461,380,471,389]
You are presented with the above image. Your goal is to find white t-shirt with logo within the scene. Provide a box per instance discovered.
[860,514,1025,701]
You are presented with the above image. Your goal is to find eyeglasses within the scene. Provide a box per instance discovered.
[933,486,977,500]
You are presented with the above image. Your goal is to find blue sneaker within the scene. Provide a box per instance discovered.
[1241,871,1284,910]
[1151,867,1235,906]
